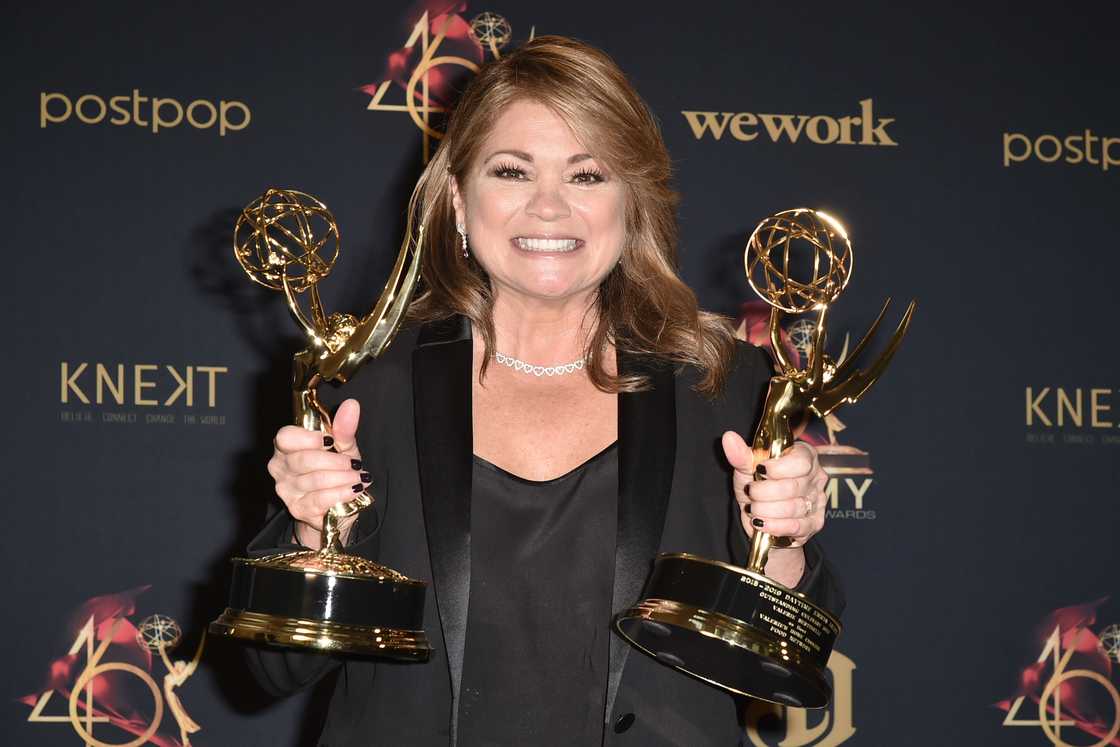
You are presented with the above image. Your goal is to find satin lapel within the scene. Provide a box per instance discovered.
[605,352,677,725]
[413,316,473,745]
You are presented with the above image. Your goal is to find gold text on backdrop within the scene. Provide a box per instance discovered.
[1003,130,1119,170]
[60,363,228,406]
[1026,387,1115,427]
[40,90,250,135]
[1024,386,1120,447]
[682,99,896,146]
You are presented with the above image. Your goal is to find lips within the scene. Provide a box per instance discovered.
[513,236,583,253]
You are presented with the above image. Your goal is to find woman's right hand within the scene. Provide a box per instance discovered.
[267,398,371,549]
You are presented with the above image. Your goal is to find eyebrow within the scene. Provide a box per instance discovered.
[482,149,595,165]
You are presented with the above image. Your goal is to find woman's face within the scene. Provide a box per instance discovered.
[451,99,627,307]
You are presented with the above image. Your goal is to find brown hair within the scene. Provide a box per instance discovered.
[405,35,736,394]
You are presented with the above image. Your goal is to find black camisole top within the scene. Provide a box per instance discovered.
[457,442,618,745]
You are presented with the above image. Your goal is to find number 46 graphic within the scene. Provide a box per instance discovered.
[364,10,534,164]
[1002,624,1120,747]
[26,614,204,747]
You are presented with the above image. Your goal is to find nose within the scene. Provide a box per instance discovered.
[524,180,571,221]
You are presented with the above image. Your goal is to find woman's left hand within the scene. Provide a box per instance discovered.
[721,431,828,547]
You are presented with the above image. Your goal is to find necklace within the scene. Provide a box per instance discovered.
[494,351,586,377]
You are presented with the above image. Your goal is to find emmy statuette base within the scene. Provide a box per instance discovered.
[210,610,430,658]
[209,553,430,660]
[616,553,840,708]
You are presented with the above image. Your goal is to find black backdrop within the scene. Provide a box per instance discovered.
[5,2,1119,745]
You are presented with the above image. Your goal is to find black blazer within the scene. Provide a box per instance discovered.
[243,316,845,747]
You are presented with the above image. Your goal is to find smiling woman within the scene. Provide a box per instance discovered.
[408,36,736,395]
[450,100,628,310]
[247,35,844,747]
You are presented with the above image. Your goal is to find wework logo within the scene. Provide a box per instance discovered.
[681,99,896,146]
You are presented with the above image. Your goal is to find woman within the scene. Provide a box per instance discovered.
[248,36,843,746]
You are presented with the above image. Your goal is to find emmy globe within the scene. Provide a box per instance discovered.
[617,208,915,708]
[209,189,431,659]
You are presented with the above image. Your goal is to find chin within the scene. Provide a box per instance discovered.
[516,277,590,301]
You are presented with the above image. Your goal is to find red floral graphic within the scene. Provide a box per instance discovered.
[359,1,483,109]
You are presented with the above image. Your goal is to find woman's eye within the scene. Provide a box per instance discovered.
[491,164,527,180]
[571,169,606,185]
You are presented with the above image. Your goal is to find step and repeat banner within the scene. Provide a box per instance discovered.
[5,1,1118,745]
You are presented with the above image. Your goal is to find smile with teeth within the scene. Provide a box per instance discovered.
[514,237,582,253]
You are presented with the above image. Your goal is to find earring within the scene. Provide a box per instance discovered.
[456,223,469,258]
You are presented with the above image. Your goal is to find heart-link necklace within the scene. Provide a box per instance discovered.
[493,351,586,377]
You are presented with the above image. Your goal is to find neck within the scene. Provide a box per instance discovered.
[487,290,600,365]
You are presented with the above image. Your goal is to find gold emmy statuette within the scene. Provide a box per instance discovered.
[616,208,914,707]
[209,189,430,659]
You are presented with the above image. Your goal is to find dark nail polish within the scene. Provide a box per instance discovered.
[352,483,363,493]
[756,464,767,477]
[752,517,764,528]
[323,436,335,448]
[351,458,363,470]
[359,471,371,483]
[744,504,752,514]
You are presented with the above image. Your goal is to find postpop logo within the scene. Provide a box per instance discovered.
[40,89,251,135]
[1002,130,1119,171]
[681,99,897,147]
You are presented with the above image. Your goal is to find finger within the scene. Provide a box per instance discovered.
[274,424,330,454]
[754,502,826,537]
[747,473,815,503]
[286,449,366,476]
[723,431,758,511]
[329,399,362,458]
[813,465,828,492]
[292,469,372,496]
[758,441,816,479]
[750,496,816,521]
[753,491,827,521]
[751,515,812,539]
[721,431,756,476]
